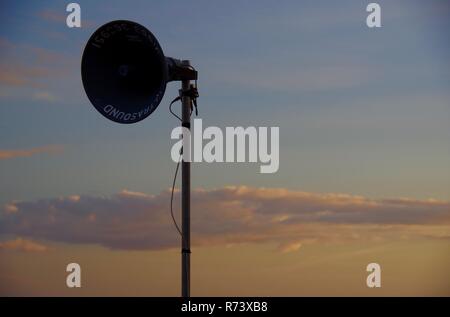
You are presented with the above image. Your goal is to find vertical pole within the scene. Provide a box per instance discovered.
[181,60,191,298]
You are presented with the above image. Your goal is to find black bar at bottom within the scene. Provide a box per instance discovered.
[0,297,446,315]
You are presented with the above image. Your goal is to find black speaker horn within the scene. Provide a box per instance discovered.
[81,20,197,124]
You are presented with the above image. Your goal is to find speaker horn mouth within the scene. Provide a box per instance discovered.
[81,20,168,124]
[81,20,198,124]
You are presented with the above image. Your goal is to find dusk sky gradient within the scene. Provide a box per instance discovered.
[0,0,449,296]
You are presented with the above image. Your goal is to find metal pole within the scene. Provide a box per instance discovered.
[181,60,191,298]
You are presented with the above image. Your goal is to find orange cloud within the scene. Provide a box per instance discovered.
[0,238,48,252]
[0,64,51,88]
[32,91,57,102]
[0,37,75,102]
[37,9,67,23]
[0,145,63,160]
[1,186,449,252]
[3,203,18,214]
[37,9,96,28]
[277,241,302,253]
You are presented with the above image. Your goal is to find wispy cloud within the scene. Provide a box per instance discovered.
[0,64,51,88]
[0,37,74,100]
[32,91,58,102]
[0,238,48,252]
[277,240,302,253]
[0,37,59,76]
[37,9,96,28]
[0,145,63,160]
[37,9,67,24]
[1,186,448,252]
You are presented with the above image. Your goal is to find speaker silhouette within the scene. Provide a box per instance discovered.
[81,20,197,124]
[81,20,197,298]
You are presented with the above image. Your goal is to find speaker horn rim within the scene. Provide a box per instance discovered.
[81,20,168,124]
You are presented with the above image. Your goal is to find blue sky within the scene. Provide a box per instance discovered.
[0,1,450,297]
[0,0,449,206]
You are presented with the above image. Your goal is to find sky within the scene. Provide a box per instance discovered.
[0,0,449,296]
